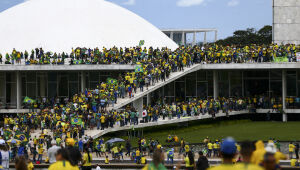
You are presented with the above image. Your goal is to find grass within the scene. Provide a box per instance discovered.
[103,119,300,146]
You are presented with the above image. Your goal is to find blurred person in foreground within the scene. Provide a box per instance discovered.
[142,149,166,170]
[262,143,282,170]
[235,141,263,170]
[208,137,237,170]
[251,140,266,165]
[49,148,79,170]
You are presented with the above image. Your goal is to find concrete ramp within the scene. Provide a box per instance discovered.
[112,63,201,110]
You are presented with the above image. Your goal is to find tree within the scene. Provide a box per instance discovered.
[215,25,272,46]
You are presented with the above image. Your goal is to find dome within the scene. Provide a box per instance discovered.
[0,0,178,53]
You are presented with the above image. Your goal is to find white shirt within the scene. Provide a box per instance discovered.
[47,145,61,163]
[1,151,9,170]
[96,166,101,170]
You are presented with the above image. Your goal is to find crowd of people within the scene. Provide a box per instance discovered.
[0,43,299,65]
[2,135,298,170]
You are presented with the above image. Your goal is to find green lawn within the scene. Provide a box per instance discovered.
[103,120,300,146]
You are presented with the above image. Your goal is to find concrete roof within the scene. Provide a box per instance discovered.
[0,0,178,53]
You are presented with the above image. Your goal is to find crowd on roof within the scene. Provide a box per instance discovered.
[0,43,299,65]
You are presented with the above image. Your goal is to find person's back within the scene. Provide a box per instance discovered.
[48,144,60,163]
[49,160,79,170]
[196,152,209,170]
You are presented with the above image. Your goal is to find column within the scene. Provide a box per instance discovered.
[181,32,185,45]
[213,70,218,99]
[170,31,174,40]
[16,71,22,109]
[192,32,196,46]
[214,30,218,42]
[282,70,287,122]
[204,32,207,45]
[147,93,151,106]
[133,97,143,118]
[81,71,86,93]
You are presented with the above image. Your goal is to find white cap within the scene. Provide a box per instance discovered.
[265,143,276,153]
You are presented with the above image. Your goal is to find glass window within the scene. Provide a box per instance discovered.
[48,82,57,98]
[69,82,79,97]
[27,72,36,82]
[89,72,99,82]
[27,83,36,98]
[197,82,207,98]
[48,73,57,82]
[270,70,282,80]
[197,71,207,81]
[69,72,78,81]
[244,71,269,78]
[175,82,185,101]
[186,73,196,97]
[58,76,68,97]
[287,72,297,97]
[164,82,174,96]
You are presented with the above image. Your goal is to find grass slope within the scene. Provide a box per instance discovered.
[104,120,300,146]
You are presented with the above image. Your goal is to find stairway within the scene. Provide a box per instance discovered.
[110,63,201,110]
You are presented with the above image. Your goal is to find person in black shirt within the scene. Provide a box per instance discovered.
[196,151,209,170]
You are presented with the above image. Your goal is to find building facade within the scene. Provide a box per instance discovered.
[273,0,300,44]
[1,64,300,111]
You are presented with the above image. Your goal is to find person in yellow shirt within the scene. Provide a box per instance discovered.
[136,148,141,164]
[27,159,34,170]
[105,155,109,164]
[291,158,298,167]
[184,151,195,170]
[49,148,79,170]
[251,140,266,165]
[141,155,147,164]
[37,145,44,163]
[289,142,295,159]
[82,148,92,170]
[207,142,213,157]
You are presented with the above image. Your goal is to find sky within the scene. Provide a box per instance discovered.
[0,0,272,41]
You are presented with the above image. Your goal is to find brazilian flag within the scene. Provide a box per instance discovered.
[71,118,83,125]
[15,131,29,144]
[274,57,288,63]
[107,78,117,85]
[23,96,35,104]
[135,65,143,73]
[74,60,82,65]
[139,40,145,47]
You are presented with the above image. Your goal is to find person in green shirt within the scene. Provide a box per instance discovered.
[142,149,166,170]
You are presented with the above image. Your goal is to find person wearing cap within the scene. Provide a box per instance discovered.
[208,137,237,170]
[235,141,264,170]
[48,140,61,164]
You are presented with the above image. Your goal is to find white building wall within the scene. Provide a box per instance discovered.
[273,0,300,44]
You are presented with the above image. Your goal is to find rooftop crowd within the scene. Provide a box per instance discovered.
[0,43,299,65]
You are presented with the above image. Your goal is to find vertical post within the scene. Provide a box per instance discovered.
[282,70,287,122]
[204,32,207,45]
[213,70,218,99]
[170,31,174,40]
[16,71,22,110]
[133,97,143,118]
[81,71,86,93]
[192,32,196,46]
[181,32,185,45]
[214,30,218,42]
